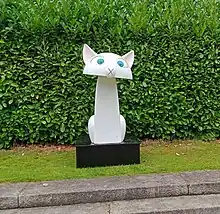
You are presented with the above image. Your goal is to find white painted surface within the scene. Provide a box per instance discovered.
[82,44,134,144]
[83,44,134,80]
[94,77,121,143]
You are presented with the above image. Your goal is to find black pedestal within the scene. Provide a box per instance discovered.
[76,143,140,168]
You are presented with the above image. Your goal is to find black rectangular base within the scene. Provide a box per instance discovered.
[76,143,140,168]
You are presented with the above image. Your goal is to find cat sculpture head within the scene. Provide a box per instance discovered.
[83,44,134,79]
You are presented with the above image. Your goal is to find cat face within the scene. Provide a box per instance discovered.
[83,44,134,79]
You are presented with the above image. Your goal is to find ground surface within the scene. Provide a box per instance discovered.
[1,140,220,183]
[2,195,220,214]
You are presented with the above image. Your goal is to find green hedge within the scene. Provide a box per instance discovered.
[0,0,220,148]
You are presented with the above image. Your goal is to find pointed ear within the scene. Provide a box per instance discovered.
[122,50,134,68]
[83,44,97,64]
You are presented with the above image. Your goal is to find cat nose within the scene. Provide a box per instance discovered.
[107,68,115,76]
[106,67,115,78]
[108,68,114,72]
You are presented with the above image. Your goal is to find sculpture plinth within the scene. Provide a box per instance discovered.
[76,44,140,168]
[76,142,140,168]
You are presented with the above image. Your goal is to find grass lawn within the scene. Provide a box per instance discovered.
[1,140,220,183]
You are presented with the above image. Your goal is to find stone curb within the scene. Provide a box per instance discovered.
[1,170,220,210]
[2,194,220,214]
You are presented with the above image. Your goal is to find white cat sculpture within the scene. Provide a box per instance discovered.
[83,44,134,144]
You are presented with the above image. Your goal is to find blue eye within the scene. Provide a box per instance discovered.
[117,60,125,67]
[97,58,104,65]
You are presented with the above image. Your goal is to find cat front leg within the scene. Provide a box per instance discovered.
[120,115,126,142]
[88,115,94,143]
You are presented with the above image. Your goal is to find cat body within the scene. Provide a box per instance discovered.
[83,44,134,144]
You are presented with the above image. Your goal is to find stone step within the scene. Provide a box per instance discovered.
[2,170,220,210]
[111,194,220,214]
[2,194,220,214]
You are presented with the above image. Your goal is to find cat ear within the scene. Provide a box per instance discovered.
[122,50,134,68]
[83,44,97,64]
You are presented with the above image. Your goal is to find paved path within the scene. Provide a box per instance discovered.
[1,170,220,213]
[2,194,220,214]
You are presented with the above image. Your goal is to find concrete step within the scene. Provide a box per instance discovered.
[2,170,220,210]
[111,194,220,214]
[2,194,220,214]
